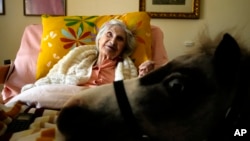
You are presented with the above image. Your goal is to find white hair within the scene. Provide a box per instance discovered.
[95,19,135,57]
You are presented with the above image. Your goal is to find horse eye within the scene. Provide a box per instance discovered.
[168,78,184,95]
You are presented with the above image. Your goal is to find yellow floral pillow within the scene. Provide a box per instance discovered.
[36,11,152,79]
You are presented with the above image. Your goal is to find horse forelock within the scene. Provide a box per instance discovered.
[190,27,250,57]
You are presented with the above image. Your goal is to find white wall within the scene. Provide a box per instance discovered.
[0,0,250,64]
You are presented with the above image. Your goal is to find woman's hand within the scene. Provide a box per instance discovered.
[138,60,155,77]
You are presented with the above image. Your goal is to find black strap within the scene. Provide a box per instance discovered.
[113,80,150,141]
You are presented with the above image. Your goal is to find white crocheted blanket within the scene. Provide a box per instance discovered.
[22,45,137,92]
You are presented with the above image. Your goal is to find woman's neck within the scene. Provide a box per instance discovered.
[96,54,109,66]
[96,54,119,67]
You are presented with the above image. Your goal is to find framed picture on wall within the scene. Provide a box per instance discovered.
[139,0,200,19]
[0,0,5,15]
[24,0,66,16]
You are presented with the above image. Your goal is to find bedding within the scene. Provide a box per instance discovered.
[0,11,168,140]
[0,101,63,141]
[1,24,167,103]
[21,45,137,92]
[1,24,42,102]
[37,11,152,79]
[5,85,86,109]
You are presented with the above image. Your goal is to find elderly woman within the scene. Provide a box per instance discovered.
[21,19,154,91]
[83,19,154,86]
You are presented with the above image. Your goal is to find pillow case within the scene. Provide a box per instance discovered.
[1,24,42,102]
[36,11,152,79]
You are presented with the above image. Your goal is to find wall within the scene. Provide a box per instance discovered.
[0,0,250,64]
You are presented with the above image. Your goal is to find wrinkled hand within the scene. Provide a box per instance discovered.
[138,60,155,77]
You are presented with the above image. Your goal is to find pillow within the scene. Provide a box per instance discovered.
[1,24,42,102]
[36,11,152,79]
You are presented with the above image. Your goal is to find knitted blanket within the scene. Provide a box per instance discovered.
[0,101,63,141]
[22,45,138,92]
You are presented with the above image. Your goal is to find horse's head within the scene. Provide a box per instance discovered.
[57,33,249,141]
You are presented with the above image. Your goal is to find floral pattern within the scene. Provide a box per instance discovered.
[60,16,98,49]
[125,20,146,45]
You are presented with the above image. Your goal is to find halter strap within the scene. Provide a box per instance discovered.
[113,80,150,141]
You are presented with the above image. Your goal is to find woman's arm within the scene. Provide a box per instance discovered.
[0,65,10,84]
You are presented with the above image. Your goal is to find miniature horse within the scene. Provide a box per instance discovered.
[57,33,250,141]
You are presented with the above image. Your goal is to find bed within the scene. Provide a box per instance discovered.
[0,11,168,140]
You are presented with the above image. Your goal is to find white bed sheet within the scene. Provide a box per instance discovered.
[5,84,87,109]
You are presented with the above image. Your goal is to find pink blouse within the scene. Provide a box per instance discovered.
[80,59,118,87]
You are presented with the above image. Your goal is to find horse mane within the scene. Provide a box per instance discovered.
[186,25,249,57]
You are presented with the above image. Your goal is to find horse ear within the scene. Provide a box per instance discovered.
[213,33,241,84]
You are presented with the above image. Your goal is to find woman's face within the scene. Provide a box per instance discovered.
[98,25,126,59]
